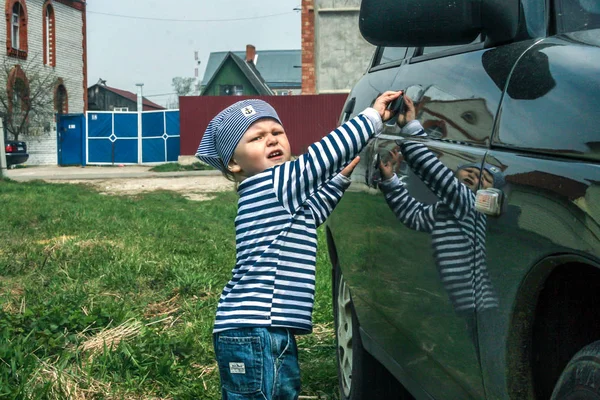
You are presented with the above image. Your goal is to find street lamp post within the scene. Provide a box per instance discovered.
[136,83,144,164]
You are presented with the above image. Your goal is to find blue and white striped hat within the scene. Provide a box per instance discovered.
[195,99,282,172]
[458,162,505,189]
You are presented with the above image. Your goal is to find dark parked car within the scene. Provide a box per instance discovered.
[5,138,28,167]
[327,0,600,399]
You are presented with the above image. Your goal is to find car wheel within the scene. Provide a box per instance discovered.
[551,340,600,399]
[333,263,411,400]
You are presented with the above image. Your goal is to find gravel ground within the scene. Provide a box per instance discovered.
[4,165,235,201]
[52,175,235,201]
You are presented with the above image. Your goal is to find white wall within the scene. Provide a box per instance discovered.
[0,0,85,165]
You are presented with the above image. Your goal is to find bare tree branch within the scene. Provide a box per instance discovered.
[0,54,58,141]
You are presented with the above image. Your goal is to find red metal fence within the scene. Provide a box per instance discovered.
[179,94,348,156]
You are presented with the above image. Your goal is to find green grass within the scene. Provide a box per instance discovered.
[0,179,338,399]
[149,162,215,173]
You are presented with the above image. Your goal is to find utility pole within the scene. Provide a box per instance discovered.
[194,51,201,95]
[136,83,144,164]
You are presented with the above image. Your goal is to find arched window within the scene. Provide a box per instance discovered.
[54,81,68,114]
[7,65,30,117]
[5,0,28,59]
[43,1,55,66]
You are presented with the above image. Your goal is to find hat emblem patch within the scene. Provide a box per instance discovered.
[241,105,256,117]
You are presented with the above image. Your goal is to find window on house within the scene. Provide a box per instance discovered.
[12,3,20,49]
[44,2,56,66]
[55,84,68,114]
[220,85,244,96]
[114,107,129,112]
[7,65,30,117]
[6,0,28,59]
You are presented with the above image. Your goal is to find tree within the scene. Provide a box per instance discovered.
[167,77,196,109]
[0,55,58,141]
[172,77,195,96]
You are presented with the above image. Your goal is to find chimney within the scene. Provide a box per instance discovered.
[301,0,316,94]
[246,44,256,64]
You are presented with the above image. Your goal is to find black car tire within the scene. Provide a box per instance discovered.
[551,340,600,399]
[333,263,410,400]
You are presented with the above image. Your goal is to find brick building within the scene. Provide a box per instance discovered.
[1,0,87,165]
[301,0,375,94]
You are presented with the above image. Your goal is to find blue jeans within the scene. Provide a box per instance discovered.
[213,327,301,400]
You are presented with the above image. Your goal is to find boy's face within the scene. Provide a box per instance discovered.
[228,118,291,179]
[457,167,494,192]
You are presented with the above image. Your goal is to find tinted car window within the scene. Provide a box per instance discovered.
[421,44,464,55]
[375,47,408,66]
[555,0,600,33]
[418,35,483,57]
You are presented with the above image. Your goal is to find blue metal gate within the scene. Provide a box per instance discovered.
[57,114,86,166]
[141,111,181,163]
[86,110,180,165]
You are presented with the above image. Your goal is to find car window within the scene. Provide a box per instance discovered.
[555,0,600,33]
[419,35,483,57]
[375,47,408,66]
[421,44,464,56]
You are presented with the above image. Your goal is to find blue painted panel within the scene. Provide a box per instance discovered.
[88,139,138,164]
[142,138,164,163]
[114,113,138,138]
[166,111,180,135]
[142,112,164,137]
[88,113,112,137]
[166,137,180,162]
[113,139,138,163]
[88,139,113,163]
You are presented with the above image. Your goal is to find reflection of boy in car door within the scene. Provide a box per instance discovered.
[378,95,503,331]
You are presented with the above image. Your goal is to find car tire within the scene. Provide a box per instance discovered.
[333,263,411,400]
[551,340,600,399]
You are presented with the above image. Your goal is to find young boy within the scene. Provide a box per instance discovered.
[196,92,401,399]
[378,97,503,319]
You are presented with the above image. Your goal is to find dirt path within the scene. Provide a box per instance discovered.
[53,175,235,201]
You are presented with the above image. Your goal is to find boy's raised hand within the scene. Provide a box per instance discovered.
[379,147,402,180]
[341,156,361,177]
[372,91,403,122]
[397,95,416,127]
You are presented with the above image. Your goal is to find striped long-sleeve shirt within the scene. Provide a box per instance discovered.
[213,108,382,334]
[379,122,498,313]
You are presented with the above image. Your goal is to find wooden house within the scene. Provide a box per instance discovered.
[88,79,165,112]
[201,45,300,96]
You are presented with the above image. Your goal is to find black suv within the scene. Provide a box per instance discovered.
[327,0,600,399]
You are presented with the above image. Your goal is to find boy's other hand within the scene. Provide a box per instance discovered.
[341,156,361,177]
[379,147,401,180]
[397,95,416,127]
[373,91,403,121]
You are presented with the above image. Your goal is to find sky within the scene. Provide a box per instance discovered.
[86,0,302,107]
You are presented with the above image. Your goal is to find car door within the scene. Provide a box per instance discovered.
[477,14,600,399]
[331,39,520,398]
